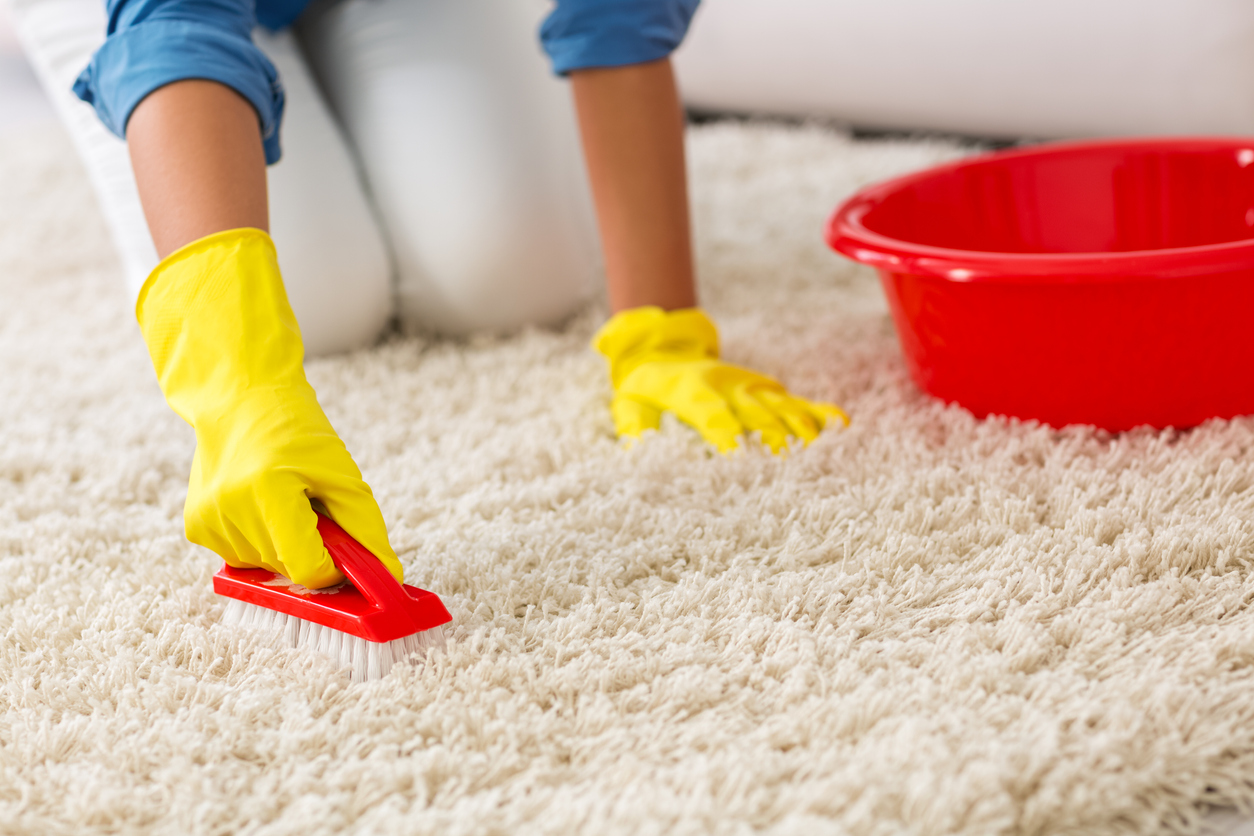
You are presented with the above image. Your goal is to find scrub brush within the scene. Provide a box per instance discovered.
[216,515,452,682]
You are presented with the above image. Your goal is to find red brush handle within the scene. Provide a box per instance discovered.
[215,513,449,643]
[316,515,415,615]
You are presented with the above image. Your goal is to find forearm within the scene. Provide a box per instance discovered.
[570,58,696,313]
[127,80,269,259]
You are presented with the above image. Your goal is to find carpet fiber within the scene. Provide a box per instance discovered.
[4,120,1254,836]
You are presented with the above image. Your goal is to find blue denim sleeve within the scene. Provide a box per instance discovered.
[539,0,701,76]
[255,0,307,30]
[72,0,287,164]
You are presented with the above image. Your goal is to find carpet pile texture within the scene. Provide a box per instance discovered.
[4,120,1254,835]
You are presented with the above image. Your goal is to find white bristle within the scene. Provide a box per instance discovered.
[217,598,445,682]
[367,643,383,681]
[316,624,333,657]
[221,599,246,627]
[348,636,366,683]
[284,613,301,647]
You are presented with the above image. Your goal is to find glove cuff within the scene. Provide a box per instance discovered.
[136,228,306,425]
[592,306,720,387]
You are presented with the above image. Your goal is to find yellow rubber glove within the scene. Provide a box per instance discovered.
[136,228,402,589]
[593,306,848,453]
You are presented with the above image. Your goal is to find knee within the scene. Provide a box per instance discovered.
[295,0,604,335]
[270,199,393,358]
[394,188,601,335]
[258,30,394,357]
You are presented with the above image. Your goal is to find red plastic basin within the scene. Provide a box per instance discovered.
[826,137,1254,431]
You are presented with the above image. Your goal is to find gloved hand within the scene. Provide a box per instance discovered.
[593,306,848,453]
[136,228,401,589]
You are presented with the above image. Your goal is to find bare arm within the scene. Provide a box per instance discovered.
[126,79,268,259]
[570,58,697,313]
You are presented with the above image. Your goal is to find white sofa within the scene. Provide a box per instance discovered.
[674,0,1254,138]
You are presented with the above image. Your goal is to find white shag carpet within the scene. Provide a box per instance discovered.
[4,119,1254,836]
